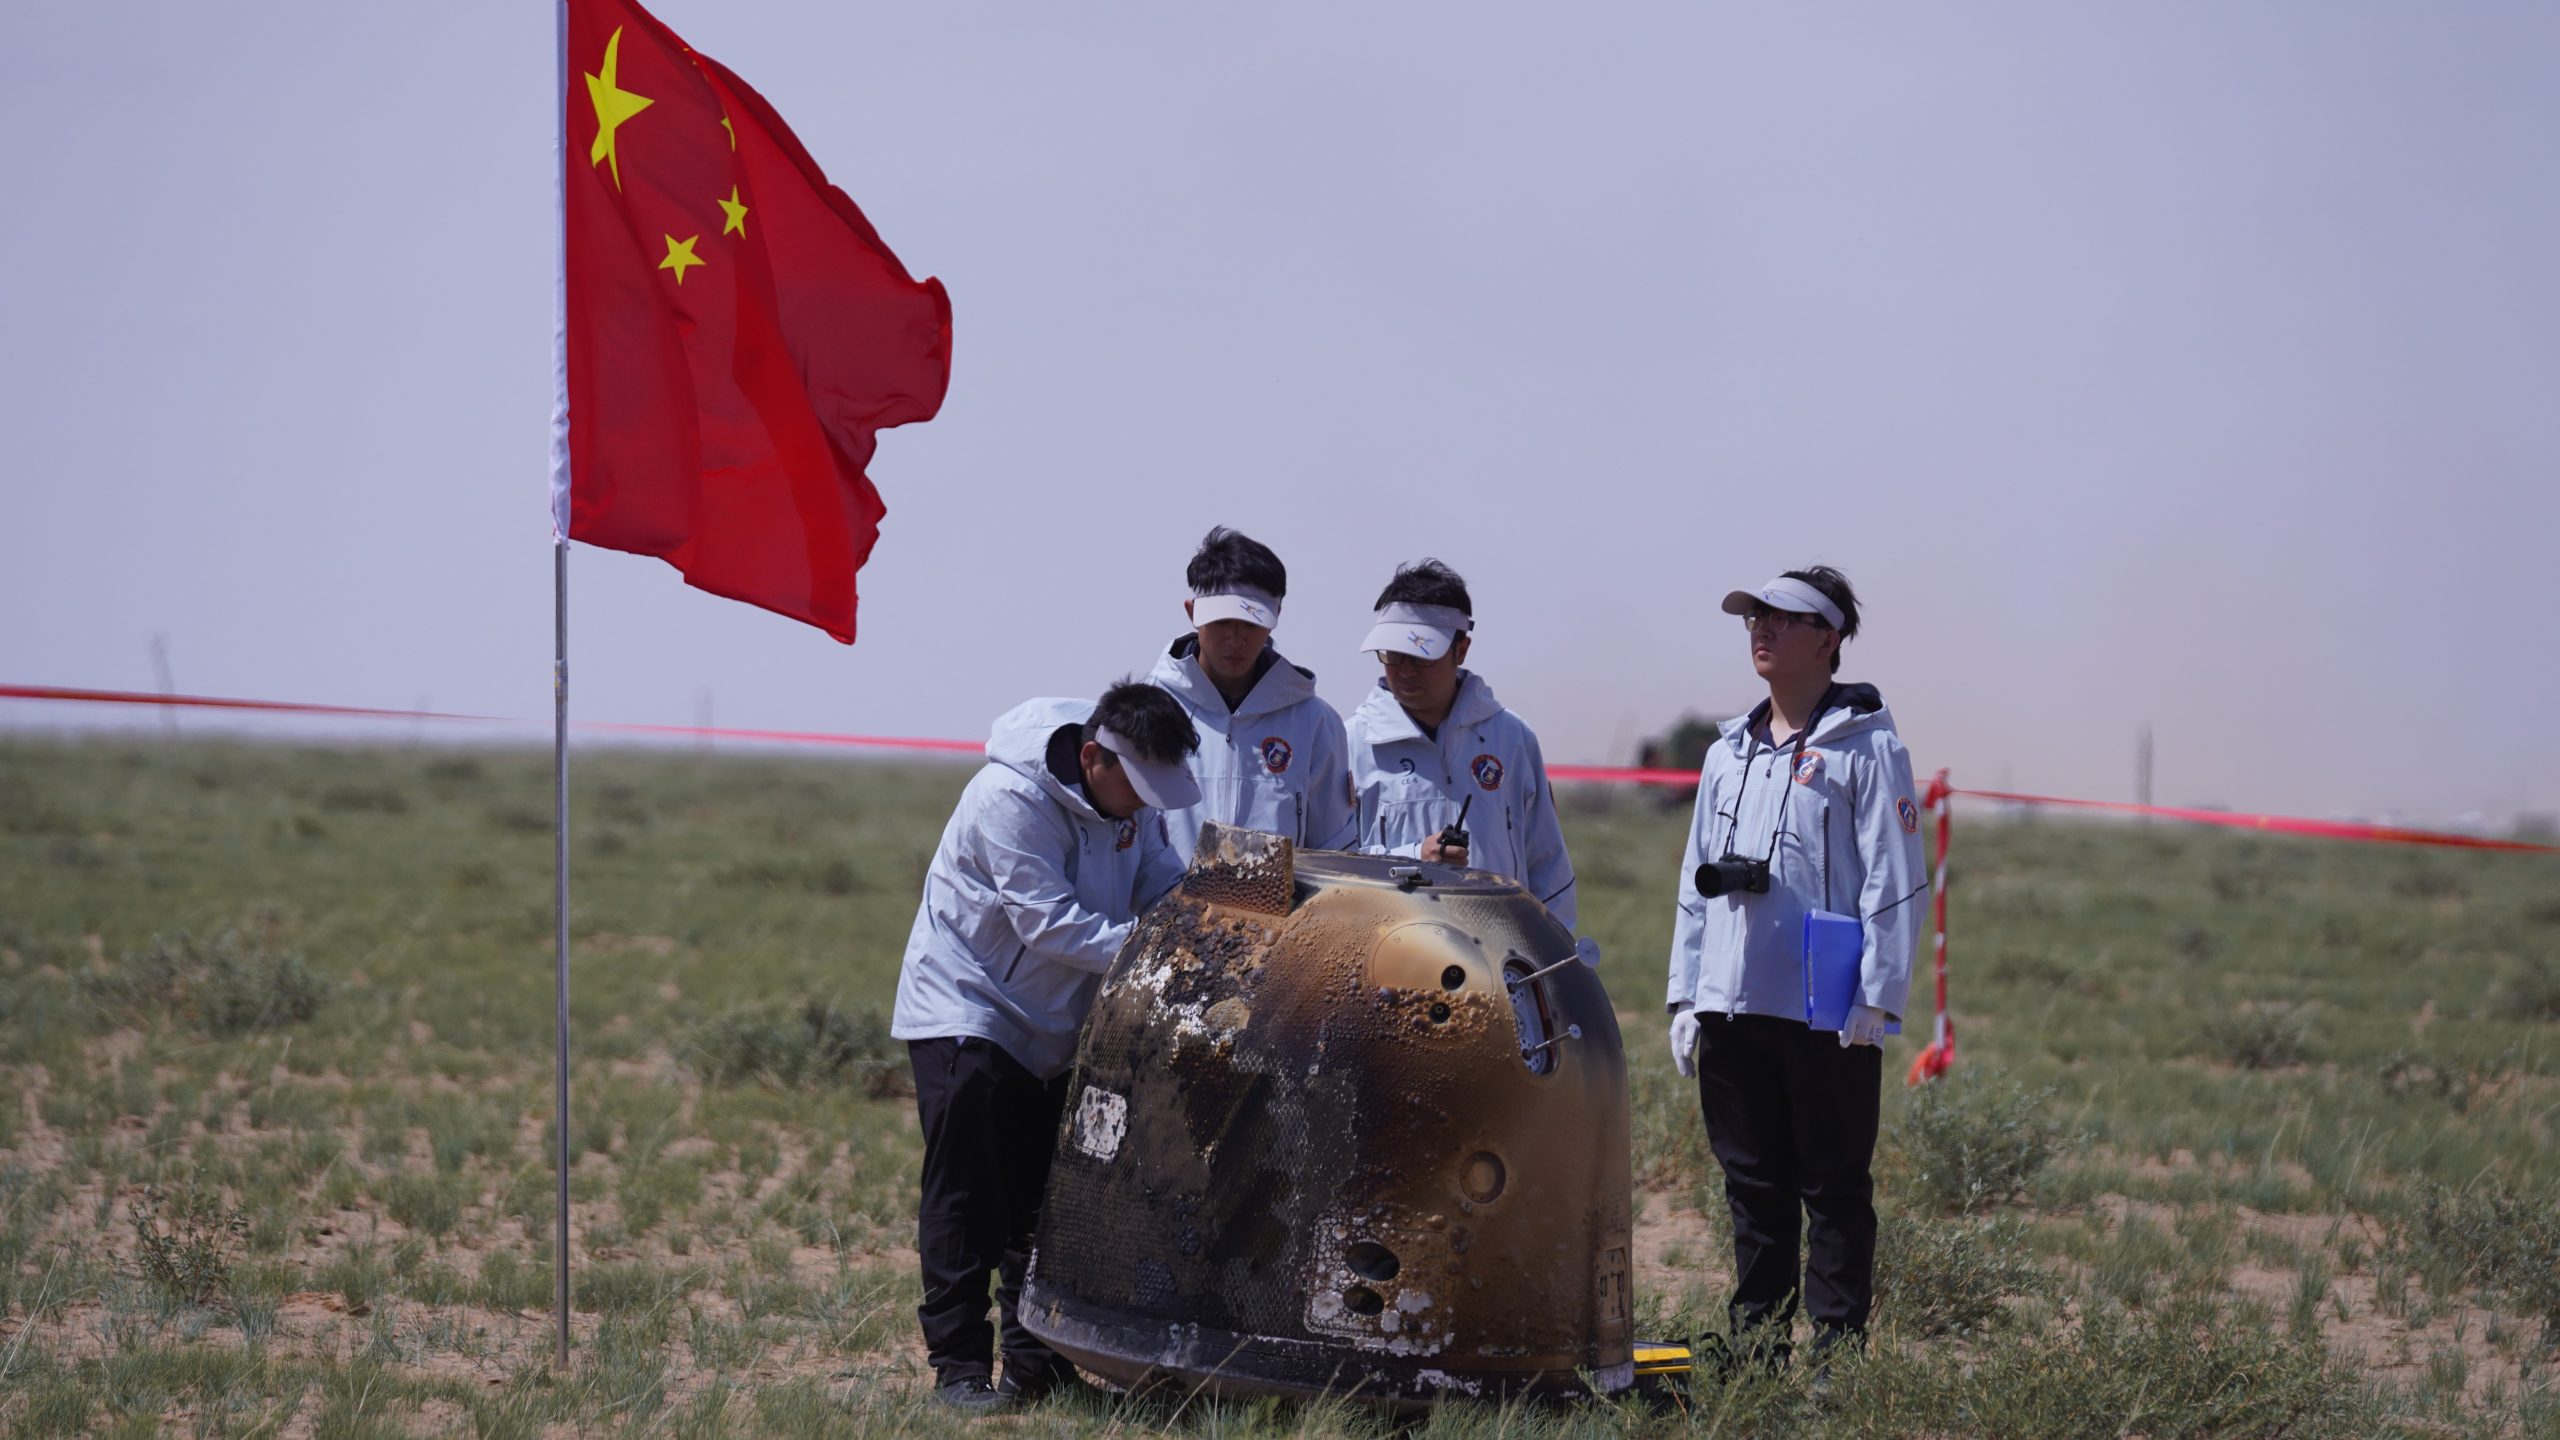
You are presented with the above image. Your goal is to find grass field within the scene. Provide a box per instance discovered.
[1,735,2556,1437]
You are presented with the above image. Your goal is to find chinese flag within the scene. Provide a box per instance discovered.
[559,0,951,643]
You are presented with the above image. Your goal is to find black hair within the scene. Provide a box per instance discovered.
[1373,558,1472,617]
[1781,565,1861,673]
[1186,526,1287,600]
[1085,680,1201,764]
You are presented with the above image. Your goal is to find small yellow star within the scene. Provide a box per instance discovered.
[585,27,655,191]
[659,234,705,284]
[718,186,749,237]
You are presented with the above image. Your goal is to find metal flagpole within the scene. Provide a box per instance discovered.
[552,542,572,1367]
[549,0,574,1371]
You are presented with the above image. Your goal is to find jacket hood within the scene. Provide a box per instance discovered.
[1353,669,1505,744]
[1152,636,1318,719]
[987,697,1103,821]
[1719,682,1893,752]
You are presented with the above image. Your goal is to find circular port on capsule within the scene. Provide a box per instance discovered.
[1346,1241,1401,1283]
[1343,1285,1385,1316]
[1440,964,1467,991]
[1460,1151,1506,1204]
[1429,1002,1451,1023]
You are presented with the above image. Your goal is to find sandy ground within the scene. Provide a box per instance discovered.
[0,1037,2538,1430]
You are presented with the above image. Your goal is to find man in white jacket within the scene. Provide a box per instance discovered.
[1346,559,1583,936]
[1147,526,1356,855]
[1664,566,1928,1373]
[889,682,1200,1411]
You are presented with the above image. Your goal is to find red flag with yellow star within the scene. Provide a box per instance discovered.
[556,0,951,643]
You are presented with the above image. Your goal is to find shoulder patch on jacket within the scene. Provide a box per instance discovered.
[1896,797,1919,833]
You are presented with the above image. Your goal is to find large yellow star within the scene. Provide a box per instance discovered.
[659,234,705,284]
[718,186,749,237]
[585,27,655,191]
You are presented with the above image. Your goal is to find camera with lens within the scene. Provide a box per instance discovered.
[1694,854,1771,899]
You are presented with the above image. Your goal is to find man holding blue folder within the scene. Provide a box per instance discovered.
[1663,566,1929,1373]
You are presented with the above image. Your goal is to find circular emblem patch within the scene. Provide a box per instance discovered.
[1896,797,1920,834]
[1470,754,1505,791]
[1795,750,1824,786]
[1260,736,1293,774]
[1115,818,1138,851]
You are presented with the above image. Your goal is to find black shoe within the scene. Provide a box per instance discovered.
[931,1376,1013,1413]
[1806,1327,1862,1404]
[998,1361,1092,1404]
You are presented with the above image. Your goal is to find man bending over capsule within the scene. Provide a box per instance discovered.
[889,681,1202,1412]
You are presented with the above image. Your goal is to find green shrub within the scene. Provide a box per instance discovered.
[316,1247,391,1313]
[317,783,410,815]
[2490,953,2560,1022]
[2394,1179,2560,1345]
[1873,1213,2050,1337]
[475,1248,553,1312]
[80,929,327,1036]
[681,1000,907,1097]
[1895,1071,2064,1214]
[709,856,864,896]
[126,1185,247,1309]
[577,1261,696,1315]
[376,1170,468,1240]
[2376,1048,2516,1115]
[2200,1002,2313,1070]
[1947,1296,2357,1437]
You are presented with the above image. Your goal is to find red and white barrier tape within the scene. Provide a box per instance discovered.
[5,683,2553,854]
[1907,772,1958,1085]
[18,681,2552,1092]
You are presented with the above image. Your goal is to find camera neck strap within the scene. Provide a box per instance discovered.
[1726,682,1841,865]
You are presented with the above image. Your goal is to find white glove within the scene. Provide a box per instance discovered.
[1839,1004,1890,1049]
[1670,1005,1701,1078]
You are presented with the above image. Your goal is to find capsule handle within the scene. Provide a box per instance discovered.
[1505,953,1580,990]
[1521,1023,1583,1061]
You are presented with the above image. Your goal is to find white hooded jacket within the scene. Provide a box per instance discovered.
[1347,671,1580,931]
[1147,637,1356,857]
[1663,685,1929,1024]
[889,698,1187,1077]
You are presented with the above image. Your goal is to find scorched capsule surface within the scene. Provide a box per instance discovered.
[1021,823,1632,1405]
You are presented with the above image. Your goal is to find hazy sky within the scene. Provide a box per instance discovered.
[5,3,2555,821]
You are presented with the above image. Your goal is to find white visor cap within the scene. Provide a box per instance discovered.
[1359,601,1474,661]
[1096,727,1202,812]
[1190,588,1280,630]
[1719,576,1843,630]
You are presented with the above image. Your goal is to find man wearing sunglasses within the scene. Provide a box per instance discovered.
[1663,566,1928,1379]
[1346,559,1588,956]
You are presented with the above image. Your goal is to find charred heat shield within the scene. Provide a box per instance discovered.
[1022,823,1633,1406]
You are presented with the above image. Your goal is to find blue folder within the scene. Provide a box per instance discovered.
[1804,910,1900,1034]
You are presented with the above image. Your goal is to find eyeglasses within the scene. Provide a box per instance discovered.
[1741,606,1830,633]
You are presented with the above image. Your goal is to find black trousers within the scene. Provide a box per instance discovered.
[1693,1013,1881,1344]
[908,1036,1071,1385]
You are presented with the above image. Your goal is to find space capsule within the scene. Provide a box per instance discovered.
[1021,823,1633,1406]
